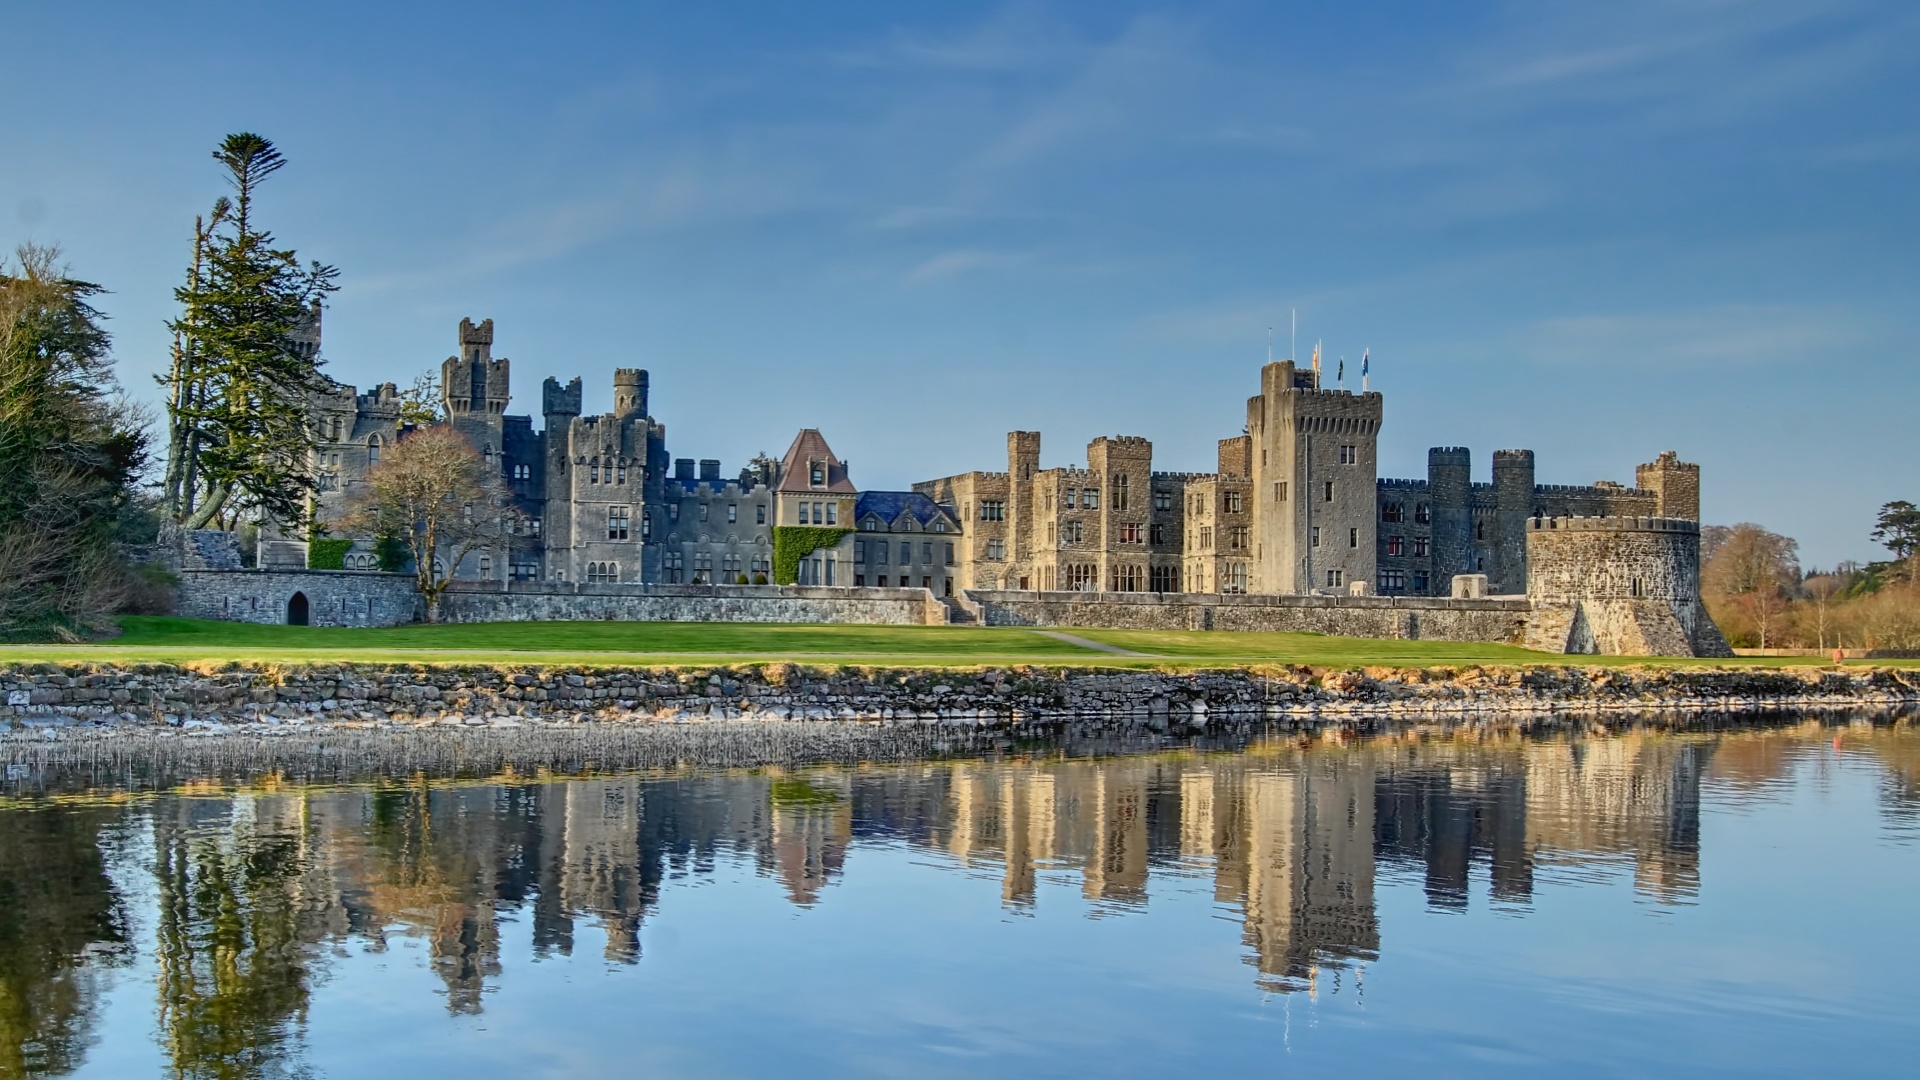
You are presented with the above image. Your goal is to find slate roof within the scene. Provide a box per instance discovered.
[773,428,858,494]
[855,491,959,531]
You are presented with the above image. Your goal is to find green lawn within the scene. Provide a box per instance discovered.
[0,615,1896,670]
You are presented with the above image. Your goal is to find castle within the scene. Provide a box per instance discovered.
[208,315,1727,656]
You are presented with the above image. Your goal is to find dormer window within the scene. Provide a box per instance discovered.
[810,462,825,486]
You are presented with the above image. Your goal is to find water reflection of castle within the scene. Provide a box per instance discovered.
[0,730,1764,1076]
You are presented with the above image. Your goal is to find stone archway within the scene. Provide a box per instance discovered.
[287,592,310,626]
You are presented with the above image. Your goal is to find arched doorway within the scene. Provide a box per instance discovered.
[287,592,310,626]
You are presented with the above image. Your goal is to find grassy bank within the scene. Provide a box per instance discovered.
[0,616,1910,670]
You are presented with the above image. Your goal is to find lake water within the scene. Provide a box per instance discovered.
[3,714,1917,1078]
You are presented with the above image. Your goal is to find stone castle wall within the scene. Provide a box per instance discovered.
[436,581,946,626]
[177,570,422,628]
[966,589,1530,642]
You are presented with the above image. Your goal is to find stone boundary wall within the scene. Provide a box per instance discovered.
[2,663,1914,732]
[177,570,422,627]
[437,581,946,626]
[965,589,1532,643]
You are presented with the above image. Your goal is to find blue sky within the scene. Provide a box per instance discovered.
[4,1,1915,567]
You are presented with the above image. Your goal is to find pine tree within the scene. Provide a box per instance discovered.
[162,133,338,530]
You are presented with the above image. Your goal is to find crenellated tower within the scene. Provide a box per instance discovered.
[442,317,511,451]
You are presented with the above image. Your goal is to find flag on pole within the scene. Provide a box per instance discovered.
[1337,356,1345,383]
[1311,341,1321,375]
[1361,348,1370,392]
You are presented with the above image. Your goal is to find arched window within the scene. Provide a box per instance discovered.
[367,434,382,465]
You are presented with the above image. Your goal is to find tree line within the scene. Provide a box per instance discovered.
[1702,503,1920,651]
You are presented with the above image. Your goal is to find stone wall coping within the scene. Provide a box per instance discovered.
[444,580,938,601]
[178,568,410,579]
[1527,516,1699,534]
[964,589,1531,611]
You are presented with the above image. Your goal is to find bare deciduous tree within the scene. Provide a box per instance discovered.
[342,426,514,623]
[1704,523,1800,649]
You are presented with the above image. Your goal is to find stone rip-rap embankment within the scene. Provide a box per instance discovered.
[1,661,1915,736]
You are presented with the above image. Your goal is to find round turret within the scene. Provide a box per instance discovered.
[613,368,649,419]
[1525,516,1700,602]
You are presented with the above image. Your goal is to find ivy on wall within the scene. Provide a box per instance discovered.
[307,538,354,570]
[772,526,852,584]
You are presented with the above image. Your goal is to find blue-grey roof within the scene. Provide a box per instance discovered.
[855,491,957,530]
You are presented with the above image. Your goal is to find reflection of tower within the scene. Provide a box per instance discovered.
[770,773,851,907]
[1084,766,1149,905]
[1525,736,1710,902]
[1180,771,1216,860]
[1000,774,1035,905]
[1234,759,1380,991]
[562,779,653,962]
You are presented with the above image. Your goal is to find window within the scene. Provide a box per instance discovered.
[1223,562,1249,594]
[587,562,620,584]
[1199,526,1213,549]
[1339,444,1357,464]
[1326,569,1344,588]
[1476,556,1485,572]
[663,552,683,582]
[943,543,954,566]
[513,463,531,480]
[1631,577,1645,598]
[1150,523,1165,545]
[1112,474,1129,511]
[985,538,1006,560]
[1378,569,1406,592]
[1413,537,1429,557]
[980,500,1006,521]
[608,507,630,540]
[668,503,679,521]
[1224,491,1243,514]
[1066,563,1097,591]
[875,542,888,565]
[826,503,837,525]
[531,517,541,535]
[756,505,767,525]
[642,515,652,541]
[368,436,382,465]
[1153,490,1172,511]
[920,542,932,564]
[899,542,911,564]
[693,551,714,573]
[1386,535,1404,556]
[810,462,825,486]
[1110,563,1141,592]
[1062,520,1083,544]
[616,464,627,484]
[1120,522,1143,544]
[1324,481,1335,502]
[478,556,492,578]
[1382,501,1403,523]
[1349,528,1359,548]
[1229,526,1249,550]
[1413,570,1430,592]
[1415,503,1431,524]
[590,464,600,484]
[1083,488,1099,510]
[699,503,710,523]
[1476,520,1485,540]
[854,540,867,564]
[1310,527,1320,547]
[933,519,947,533]
[1274,481,1288,503]
[1150,565,1179,593]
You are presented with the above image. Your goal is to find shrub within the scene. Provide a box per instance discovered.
[307,538,354,570]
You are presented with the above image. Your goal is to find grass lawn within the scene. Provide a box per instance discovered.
[0,616,1899,670]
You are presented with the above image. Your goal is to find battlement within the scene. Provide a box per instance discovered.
[665,478,753,500]
[612,368,649,419]
[458,317,494,348]
[1151,471,1221,482]
[1429,446,1471,465]
[1527,516,1699,535]
[542,376,583,417]
[1492,449,1534,466]
[1532,482,1653,497]
[1377,478,1431,490]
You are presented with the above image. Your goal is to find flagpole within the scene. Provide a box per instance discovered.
[1290,309,1296,363]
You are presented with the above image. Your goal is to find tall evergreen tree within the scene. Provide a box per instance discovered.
[162,133,338,530]
[0,245,148,639]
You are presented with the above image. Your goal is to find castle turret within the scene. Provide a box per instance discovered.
[1007,431,1041,575]
[1428,447,1473,594]
[613,368,649,419]
[443,317,510,449]
[1247,359,1383,594]
[1524,516,1732,657]
[1635,451,1701,522]
[1491,449,1536,593]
